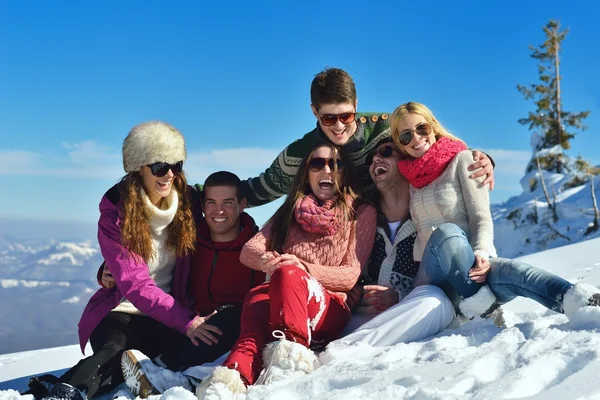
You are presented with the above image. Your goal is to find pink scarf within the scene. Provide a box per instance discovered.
[397,137,468,188]
[294,194,341,236]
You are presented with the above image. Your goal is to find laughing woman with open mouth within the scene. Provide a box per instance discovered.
[196,143,377,397]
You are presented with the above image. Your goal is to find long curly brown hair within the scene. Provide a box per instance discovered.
[267,143,362,254]
[119,171,196,263]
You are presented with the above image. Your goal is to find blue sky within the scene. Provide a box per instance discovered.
[1,0,599,227]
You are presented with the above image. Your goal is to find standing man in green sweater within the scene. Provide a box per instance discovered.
[236,68,495,206]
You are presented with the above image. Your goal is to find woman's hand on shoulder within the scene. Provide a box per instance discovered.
[468,150,495,190]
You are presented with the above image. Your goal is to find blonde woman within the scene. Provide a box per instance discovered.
[390,102,600,323]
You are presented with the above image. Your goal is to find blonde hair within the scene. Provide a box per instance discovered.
[390,101,466,157]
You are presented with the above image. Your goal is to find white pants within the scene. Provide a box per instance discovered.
[332,285,454,347]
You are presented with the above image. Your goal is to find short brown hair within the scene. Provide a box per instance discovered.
[310,68,357,110]
[203,171,244,201]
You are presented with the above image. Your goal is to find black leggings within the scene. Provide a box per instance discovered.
[61,312,184,397]
[159,306,242,371]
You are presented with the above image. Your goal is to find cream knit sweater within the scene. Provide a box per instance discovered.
[410,150,497,262]
[112,189,178,314]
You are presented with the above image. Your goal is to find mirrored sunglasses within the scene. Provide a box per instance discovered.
[318,112,356,127]
[397,122,433,146]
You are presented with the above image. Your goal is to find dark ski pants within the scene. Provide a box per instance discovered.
[61,311,184,398]
[158,305,242,371]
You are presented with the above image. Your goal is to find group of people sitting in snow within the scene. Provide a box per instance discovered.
[24,68,600,400]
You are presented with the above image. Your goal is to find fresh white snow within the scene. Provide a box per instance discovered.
[1,238,599,399]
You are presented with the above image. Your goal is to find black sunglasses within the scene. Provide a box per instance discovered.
[147,161,183,177]
[366,145,396,165]
[308,157,344,172]
[397,122,433,146]
[318,112,356,127]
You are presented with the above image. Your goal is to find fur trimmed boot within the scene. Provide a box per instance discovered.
[195,366,247,399]
[254,339,320,386]
[458,285,497,320]
[564,283,600,318]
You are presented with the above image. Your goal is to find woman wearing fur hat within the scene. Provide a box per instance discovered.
[196,143,377,397]
[25,121,201,399]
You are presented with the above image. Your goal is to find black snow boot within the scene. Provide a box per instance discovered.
[44,382,85,400]
[23,374,60,399]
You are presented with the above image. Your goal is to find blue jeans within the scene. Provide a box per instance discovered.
[416,223,573,313]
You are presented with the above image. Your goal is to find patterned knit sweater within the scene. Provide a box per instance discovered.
[364,218,419,301]
[235,113,392,206]
[410,150,497,261]
[240,204,377,293]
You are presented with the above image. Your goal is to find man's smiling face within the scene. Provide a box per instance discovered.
[369,141,403,189]
[311,102,358,146]
[203,185,246,240]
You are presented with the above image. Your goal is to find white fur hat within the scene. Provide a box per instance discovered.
[122,121,187,173]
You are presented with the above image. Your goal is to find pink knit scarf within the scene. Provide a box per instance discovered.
[397,137,468,188]
[294,194,341,236]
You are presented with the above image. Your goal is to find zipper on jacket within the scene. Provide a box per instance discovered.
[207,251,219,302]
[249,270,255,289]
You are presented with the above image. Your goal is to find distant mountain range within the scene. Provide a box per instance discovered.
[0,235,102,354]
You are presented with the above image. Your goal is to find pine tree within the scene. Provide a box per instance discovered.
[574,156,600,234]
[517,20,590,174]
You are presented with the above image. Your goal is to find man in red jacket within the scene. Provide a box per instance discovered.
[154,171,266,371]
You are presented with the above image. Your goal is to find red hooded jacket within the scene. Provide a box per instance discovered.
[188,212,266,316]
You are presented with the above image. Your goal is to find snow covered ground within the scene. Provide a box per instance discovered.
[1,238,600,400]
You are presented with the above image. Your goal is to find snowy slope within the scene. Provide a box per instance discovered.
[492,159,600,259]
[1,238,600,399]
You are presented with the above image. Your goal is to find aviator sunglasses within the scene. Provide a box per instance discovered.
[147,161,183,177]
[318,112,356,127]
[397,122,433,146]
[366,145,396,165]
[308,157,344,172]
